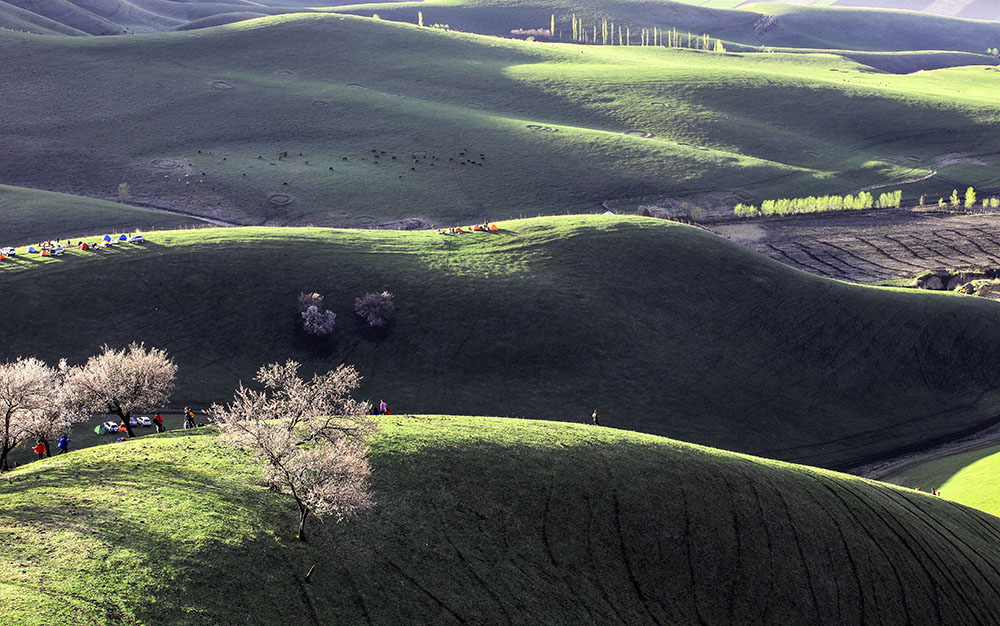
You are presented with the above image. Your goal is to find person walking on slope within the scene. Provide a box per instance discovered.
[379,400,387,415]
[592,410,599,426]
[33,442,47,460]
[152,412,165,433]
[183,407,196,429]
[57,435,70,455]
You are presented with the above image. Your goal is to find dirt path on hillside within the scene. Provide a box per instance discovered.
[127,199,240,227]
[852,420,1000,482]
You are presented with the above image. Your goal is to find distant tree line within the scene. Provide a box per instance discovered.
[733,190,903,218]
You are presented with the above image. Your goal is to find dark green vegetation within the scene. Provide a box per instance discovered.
[6,415,1000,625]
[5,216,1000,469]
[2,12,1000,230]
[0,184,202,244]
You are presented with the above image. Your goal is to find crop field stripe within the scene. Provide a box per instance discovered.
[853,236,927,270]
[791,242,852,278]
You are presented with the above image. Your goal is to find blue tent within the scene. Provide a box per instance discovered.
[27,246,37,253]
[103,235,112,242]
[118,234,127,241]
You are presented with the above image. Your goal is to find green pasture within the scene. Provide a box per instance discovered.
[889,444,1000,517]
[0,184,203,246]
[5,215,1000,469]
[5,415,1000,625]
[1,14,999,231]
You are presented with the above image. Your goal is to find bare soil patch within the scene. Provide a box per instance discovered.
[624,130,655,139]
[211,81,234,90]
[526,125,558,132]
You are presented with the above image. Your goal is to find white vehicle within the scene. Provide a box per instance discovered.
[136,416,152,427]
[128,234,145,243]
[102,420,123,433]
[0,247,15,256]
[50,247,65,256]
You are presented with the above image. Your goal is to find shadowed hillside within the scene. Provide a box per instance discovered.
[5,216,1000,469]
[5,416,1000,625]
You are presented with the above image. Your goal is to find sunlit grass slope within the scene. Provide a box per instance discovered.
[0,184,203,245]
[5,416,1000,626]
[5,216,1000,468]
[890,444,1000,517]
[1,14,999,228]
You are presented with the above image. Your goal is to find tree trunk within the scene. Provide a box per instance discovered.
[296,502,309,542]
[116,408,136,438]
[40,438,51,458]
[0,445,9,472]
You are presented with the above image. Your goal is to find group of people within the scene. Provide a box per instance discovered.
[32,435,71,459]
[438,223,500,235]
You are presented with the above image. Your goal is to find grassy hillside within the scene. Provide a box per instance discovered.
[5,216,1000,468]
[5,416,1000,625]
[889,444,1000,516]
[331,0,1000,53]
[1,14,999,228]
[0,184,204,245]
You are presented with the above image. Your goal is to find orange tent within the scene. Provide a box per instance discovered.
[489,224,499,231]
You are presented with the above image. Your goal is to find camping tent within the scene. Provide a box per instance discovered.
[27,246,37,253]
[103,235,112,242]
[118,234,127,241]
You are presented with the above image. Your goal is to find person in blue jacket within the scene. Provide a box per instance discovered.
[57,435,70,454]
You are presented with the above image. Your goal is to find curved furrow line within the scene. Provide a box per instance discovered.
[855,236,926,270]
[436,502,514,626]
[800,483,866,626]
[611,491,665,626]
[837,483,946,626]
[791,242,852,278]
[939,230,1000,265]
[583,493,629,626]
[971,228,1000,250]
[882,235,933,263]
[818,479,906,626]
[817,239,897,276]
[882,490,1000,607]
[745,480,777,626]
[679,484,711,626]
[909,234,979,265]
[770,483,824,625]
[373,546,470,625]
[765,243,835,276]
[540,477,602,624]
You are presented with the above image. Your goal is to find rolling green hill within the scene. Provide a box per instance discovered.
[4,216,1000,469]
[0,184,204,245]
[5,416,1000,625]
[1,14,999,230]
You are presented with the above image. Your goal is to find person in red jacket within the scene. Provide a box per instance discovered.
[32,442,47,460]
[153,413,165,433]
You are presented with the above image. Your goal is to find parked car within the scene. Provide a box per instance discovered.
[136,416,152,427]
[0,247,15,256]
[128,234,145,243]
[102,420,123,433]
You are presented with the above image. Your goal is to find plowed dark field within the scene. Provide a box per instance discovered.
[712,210,1000,283]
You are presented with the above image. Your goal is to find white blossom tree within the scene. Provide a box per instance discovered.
[0,357,58,471]
[298,292,336,336]
[19,359,85,457]
[354,291,395,327]
[68,343,177,438]
[211,360,376,541]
